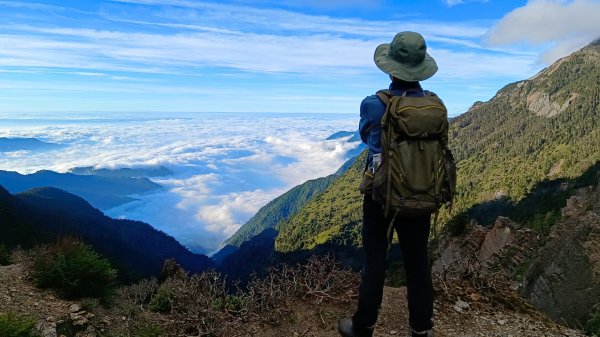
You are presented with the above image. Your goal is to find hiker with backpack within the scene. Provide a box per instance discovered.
[338,32,455,337]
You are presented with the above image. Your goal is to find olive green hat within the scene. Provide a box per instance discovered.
[374,31,438,81]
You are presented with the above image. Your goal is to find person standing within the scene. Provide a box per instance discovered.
[339,31,447,337]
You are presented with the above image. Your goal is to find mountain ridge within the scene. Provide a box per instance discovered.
[0,137,62,152]
[0,169,161,210]
[0,185,214,280]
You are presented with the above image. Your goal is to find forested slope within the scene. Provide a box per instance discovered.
[275,152,365,252]
[450,40,600,213]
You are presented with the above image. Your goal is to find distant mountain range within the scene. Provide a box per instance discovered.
[0,137,62,152]
[0,185,214,280]
[0,170,161,210]
[326,131,361,142]
[69,165,173,178]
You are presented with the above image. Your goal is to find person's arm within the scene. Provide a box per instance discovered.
[359,98,371,144]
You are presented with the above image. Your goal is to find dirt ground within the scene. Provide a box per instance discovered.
[0,264,588,337]
[248,286,585,337]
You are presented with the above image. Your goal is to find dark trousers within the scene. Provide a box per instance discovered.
[352,195,434,332]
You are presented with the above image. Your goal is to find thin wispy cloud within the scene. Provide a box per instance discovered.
[108,0,488,39]
[0,1,589,113]
[445,0,465,6]
[444,0,488,7]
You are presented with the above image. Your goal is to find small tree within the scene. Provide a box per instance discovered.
[586,310,600,337]
[31,237,117,299]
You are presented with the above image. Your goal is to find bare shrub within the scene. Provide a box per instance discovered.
[10,245,48,268]
[113,255,359,337]
[119,278,159,309]
[242,255,358,325]
[157,270,231,336]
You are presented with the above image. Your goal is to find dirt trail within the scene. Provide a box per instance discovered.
[253,286,585,337]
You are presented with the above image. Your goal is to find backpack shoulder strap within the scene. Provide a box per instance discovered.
[423,90,437,97]
[423,90,447,108]
[376,90,393,105]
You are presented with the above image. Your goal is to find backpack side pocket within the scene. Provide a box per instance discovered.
[359,170,374,194]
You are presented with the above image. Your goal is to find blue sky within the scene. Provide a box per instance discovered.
[1,0,599,116]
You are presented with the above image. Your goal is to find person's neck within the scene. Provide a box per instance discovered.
[390,80,421,91]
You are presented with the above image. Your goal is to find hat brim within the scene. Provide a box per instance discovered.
[374,44,438,82]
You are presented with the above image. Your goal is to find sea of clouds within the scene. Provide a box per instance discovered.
[0,112,359,254]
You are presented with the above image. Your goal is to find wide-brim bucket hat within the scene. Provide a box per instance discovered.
[374,31,438,82]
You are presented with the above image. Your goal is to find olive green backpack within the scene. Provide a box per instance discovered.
[371,89,456,217]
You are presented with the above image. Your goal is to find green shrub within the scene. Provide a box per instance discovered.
[529,210,561,235]
[148,287,171,313]
[586,310,600,336]
[0,312,41,337]
[131,324,163,337]
[0,244,10,266]
[211,294,244,313]
[31,238,117,299]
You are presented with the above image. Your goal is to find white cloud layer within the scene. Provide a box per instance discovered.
[486,0,600,63]
[0,113,358,253]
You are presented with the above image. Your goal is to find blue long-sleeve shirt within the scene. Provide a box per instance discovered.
[359,81,424,168]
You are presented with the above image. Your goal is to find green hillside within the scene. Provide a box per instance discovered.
[451,42,600,214]
[275,41,600,252]
[212,173,341,264]
[275,152,365,252]
[225,175,338,248]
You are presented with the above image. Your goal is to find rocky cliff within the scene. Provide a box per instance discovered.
[522,184,600,327]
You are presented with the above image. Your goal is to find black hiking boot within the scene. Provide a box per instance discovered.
[337,318,374,337]
[411,329,434,337]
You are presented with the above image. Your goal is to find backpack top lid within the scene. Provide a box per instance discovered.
[377,90,448,141]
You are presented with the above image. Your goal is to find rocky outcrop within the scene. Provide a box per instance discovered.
[433,216,534,276]
[478,217,517,263]
[522,187,600,327]
[526,91,570,117]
